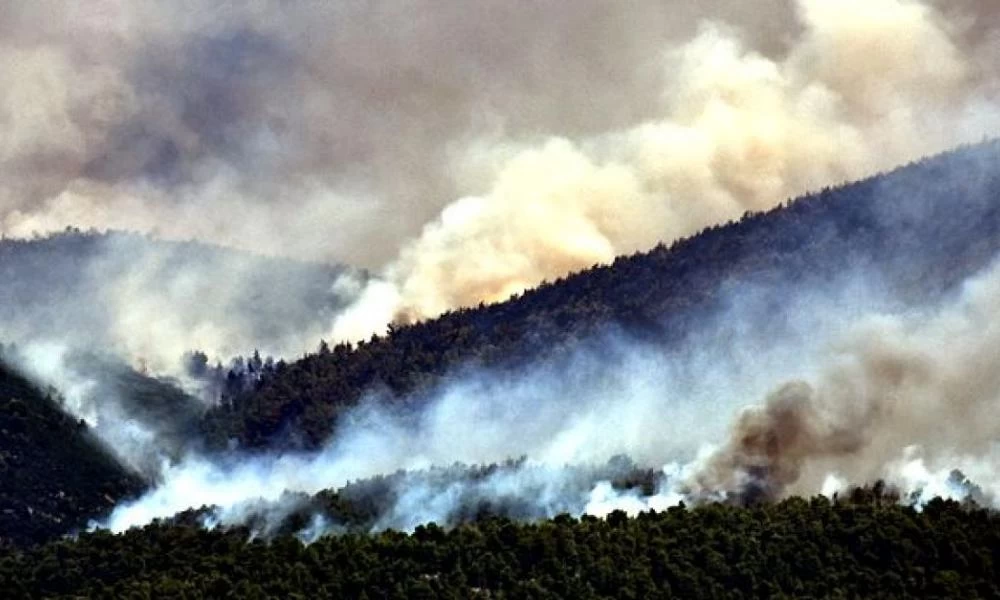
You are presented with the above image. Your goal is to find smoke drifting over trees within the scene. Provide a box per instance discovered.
[98,255,1000,537]
[4,0,1000,556]
[689,262,1000,504]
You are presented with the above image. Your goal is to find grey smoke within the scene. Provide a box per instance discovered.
[0,232,353,375]
[686,255,1000,505]
[3,0,1000,349]
[3,341,202,477]
[98,267,900,533]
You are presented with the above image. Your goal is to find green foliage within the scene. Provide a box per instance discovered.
[0,363,145,547]
[2,497,1000,598]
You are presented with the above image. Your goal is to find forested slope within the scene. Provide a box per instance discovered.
[202,139,1000,451]
[0,363,145,547]
[3,494,997,598]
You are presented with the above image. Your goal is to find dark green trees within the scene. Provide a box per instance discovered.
[2,497,1000,598]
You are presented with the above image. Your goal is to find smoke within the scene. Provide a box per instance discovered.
[686,256,1000,504]
[2,1,998,348]
[4,0,1000,539]
[90,252,1000,537]
[2,341,203,477]
[96,268,888,533]
[332,0,1000,335]
[0,0,781,264]
[0,231,353,376]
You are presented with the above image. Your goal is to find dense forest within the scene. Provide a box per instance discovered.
[0,362,145,547]
[201,139,1000,451]
[2,493,998,598]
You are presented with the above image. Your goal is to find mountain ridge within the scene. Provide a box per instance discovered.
[201,139,1000,451]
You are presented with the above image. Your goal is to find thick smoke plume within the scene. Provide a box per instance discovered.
[329,0,1000,335]
[2,0,999,348]
[687,259,1000,504]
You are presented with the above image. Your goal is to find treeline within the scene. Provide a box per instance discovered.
[201,139,1000,451]
[162,455,664,538]
[3,494,998,598]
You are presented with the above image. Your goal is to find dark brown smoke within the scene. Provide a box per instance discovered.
[687,259,1000,503]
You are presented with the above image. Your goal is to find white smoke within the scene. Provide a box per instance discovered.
[0,232,353,377]
[331,0,1000,335]
[2,0,999,359]
[94,269,882,533]
[4,341,202,477]
[91,251,1000,537]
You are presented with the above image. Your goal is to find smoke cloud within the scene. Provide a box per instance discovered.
[330,0,1000,334]
[2,0,999,348]
[687,257,1000,504]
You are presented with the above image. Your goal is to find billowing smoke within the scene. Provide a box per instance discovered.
[330,0,1000,336]
[686,257,1000,504]
[0,0,791,264]
[2,1,999,349]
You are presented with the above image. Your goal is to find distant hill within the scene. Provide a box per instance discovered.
[0,230,352,367]
[0,362,145,547]
[202,140,1000,451]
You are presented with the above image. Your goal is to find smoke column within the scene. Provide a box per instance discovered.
[330,0,1000,337]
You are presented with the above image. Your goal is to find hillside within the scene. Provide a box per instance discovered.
[0,362,146,547]
[201,139,1000,451]
[5,139,1000,548]
[3,494,997,598]
[0,230,352,367]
